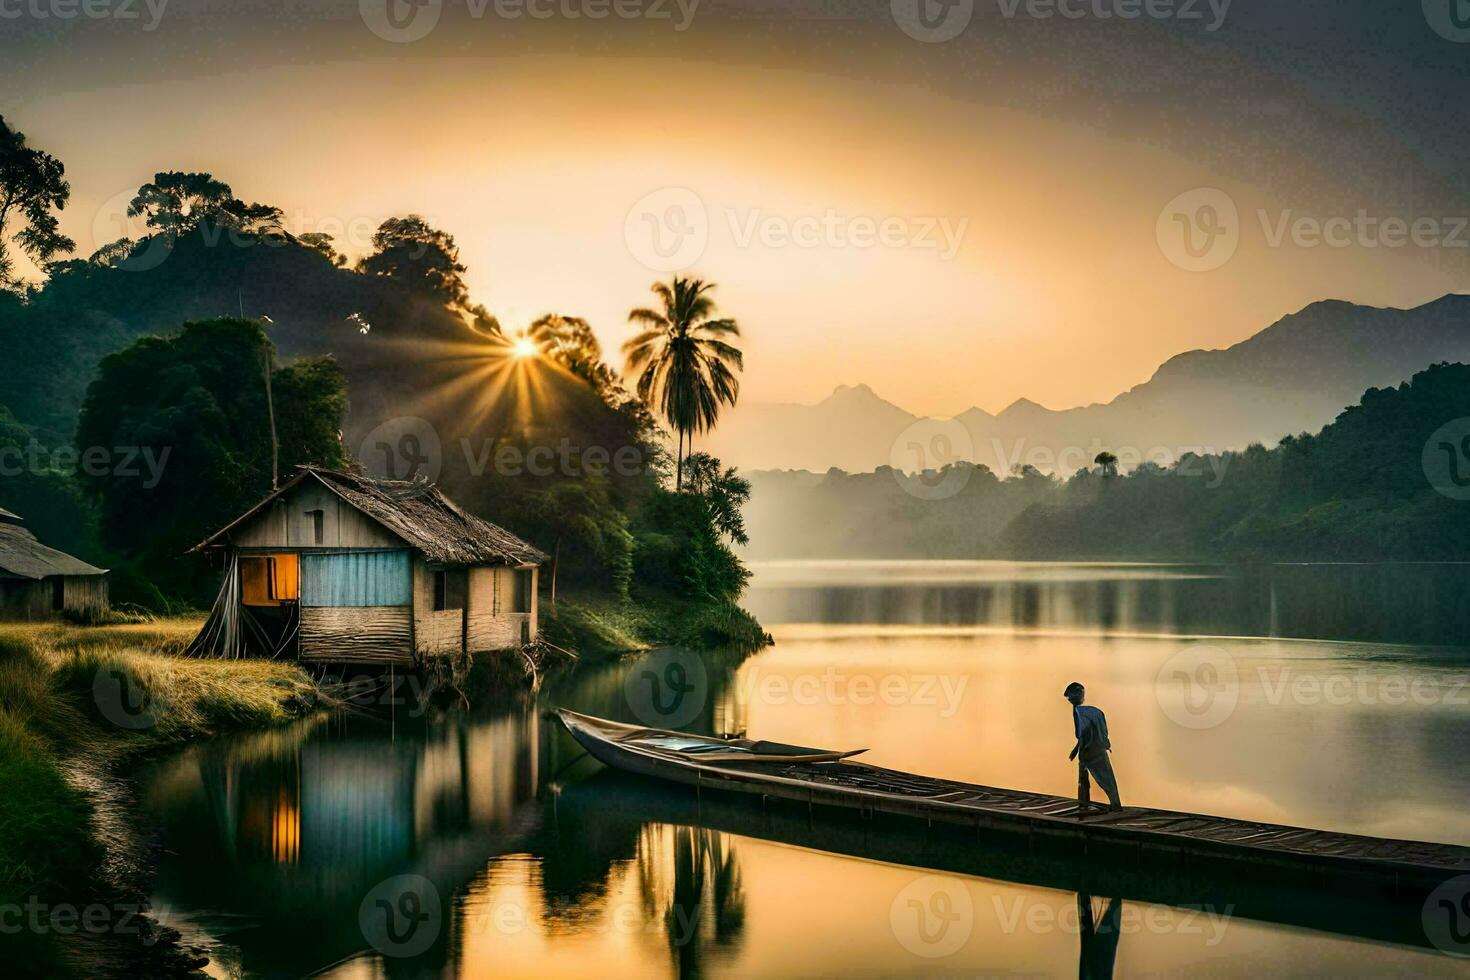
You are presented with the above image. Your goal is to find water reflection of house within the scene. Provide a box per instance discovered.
[188,466,546,663]
[215,713,544,874]
[0,506,109,620]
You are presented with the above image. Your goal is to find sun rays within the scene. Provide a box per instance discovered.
[369,326,581,435]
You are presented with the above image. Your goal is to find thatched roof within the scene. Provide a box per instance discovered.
[195,466,547,566]
[0,520,107,580]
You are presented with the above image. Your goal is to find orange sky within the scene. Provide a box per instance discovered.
[7,4,1468,416]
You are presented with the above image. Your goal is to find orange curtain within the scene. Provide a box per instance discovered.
[241,558,272,605]
[271,553,300,601]
[241,554,300,606]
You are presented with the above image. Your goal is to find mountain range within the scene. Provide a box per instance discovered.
[705,295,1470,475]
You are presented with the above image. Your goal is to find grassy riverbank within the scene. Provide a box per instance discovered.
[0,602,766,975]
[0,618,318,977]
[541,594,772,659]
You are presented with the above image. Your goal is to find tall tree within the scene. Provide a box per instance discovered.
[76,318,347,601]
[127,171,237,240]
[623,278,743,490]
[0,115,74,288]
[358,215,469,305]
[682,451,752,545]
[529,313,621,395]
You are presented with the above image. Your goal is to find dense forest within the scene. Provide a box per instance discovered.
[0,118,759,645]
[746,362,1470,563]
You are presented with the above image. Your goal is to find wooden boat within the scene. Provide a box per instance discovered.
[556,709,1470,896]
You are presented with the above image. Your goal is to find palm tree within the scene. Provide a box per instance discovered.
[1094,451,1119,478]
[623,278,743,490]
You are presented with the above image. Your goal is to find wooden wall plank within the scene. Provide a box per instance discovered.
[230,481,403,550]
[300,605,413,663]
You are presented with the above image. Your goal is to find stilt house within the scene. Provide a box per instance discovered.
[188,467,546,663]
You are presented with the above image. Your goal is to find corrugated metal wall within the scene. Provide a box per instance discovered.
[301,551,412,607]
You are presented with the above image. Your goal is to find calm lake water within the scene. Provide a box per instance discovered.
[137,562,1470,978]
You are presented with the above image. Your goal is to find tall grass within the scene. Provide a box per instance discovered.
[0,635,102,918]
[0,620,320,913]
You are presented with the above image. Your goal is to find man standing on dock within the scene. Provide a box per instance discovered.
[1065,682,1122,812]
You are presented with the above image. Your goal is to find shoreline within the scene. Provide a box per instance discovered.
[1,595,768,977]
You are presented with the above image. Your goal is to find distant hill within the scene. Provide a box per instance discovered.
[708,295,1470,474]
[743,362,1470,563]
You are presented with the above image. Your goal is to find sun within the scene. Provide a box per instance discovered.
[511,336,538,360]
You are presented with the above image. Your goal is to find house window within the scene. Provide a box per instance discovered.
[433,569,467,612]
[51,577,64,611]
[511,568,533,614]
[305,509,324,545]
[242,554,301,606]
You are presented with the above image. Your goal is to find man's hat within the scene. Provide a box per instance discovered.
[1063,682,1085,699]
